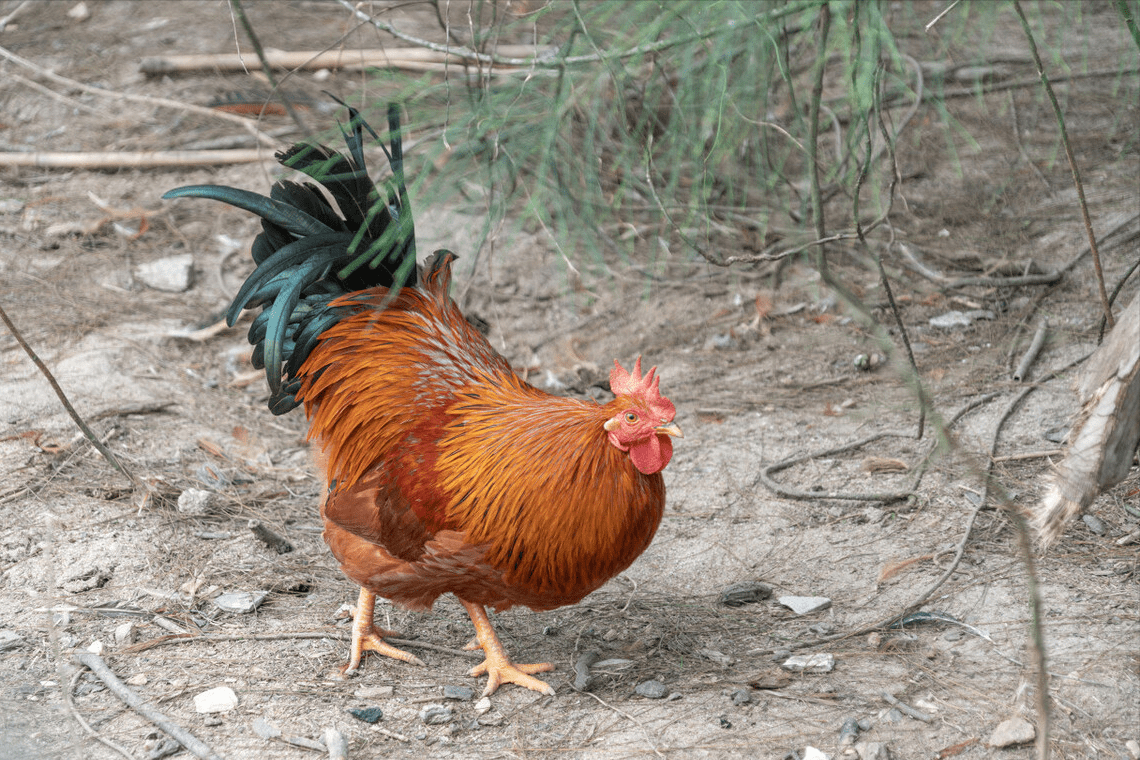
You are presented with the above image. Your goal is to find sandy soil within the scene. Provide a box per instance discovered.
[0,2,1137,759]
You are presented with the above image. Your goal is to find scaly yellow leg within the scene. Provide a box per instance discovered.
[341,587,425,674]
[461,600,554,697]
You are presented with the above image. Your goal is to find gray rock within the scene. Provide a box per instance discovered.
[778,596,832,615]
[252,717,281,739]
[730,687,751,705]
[114,622,136,645]
[0,630,25,652]
[136,254,194,292]
[419,704,453,725]
[213,591,268,614]
[1082,514,1107,535]
[443,684,475,701]
[349,706,383,724]
[988,716,1035,747]
[634,680,669,699]
[781,653,835,673]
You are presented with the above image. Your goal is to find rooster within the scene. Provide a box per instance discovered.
[164,104,680,696]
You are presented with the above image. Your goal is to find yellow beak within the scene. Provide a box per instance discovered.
[655,422,683,438]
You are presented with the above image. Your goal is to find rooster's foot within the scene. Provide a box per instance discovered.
[340,587,425,675]
[461,600,555,697]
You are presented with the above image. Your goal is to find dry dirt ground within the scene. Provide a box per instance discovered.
[1,2,1137,759]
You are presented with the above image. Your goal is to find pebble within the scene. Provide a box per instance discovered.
[721,581,772,607]
[1125,739,1140,759]
[634,680,669,699]
[202,715,223,727]
[135,254,194,293]
[348,707,383,724]
[86,641,104,655]
[213,591,268,614]
[126,674,148,686]
[839,716,860,746]
[1082,514,1107,535]
[419,704,453,725]
[177,488,219,516]
[778,596,832,615]
[322,727,348,759]
[114,622,136,645]
[928,309,994,329]
[473,697,492,714]
[988,717,1035,747]
[0,631,25,652]
[802,747,830,760]
[252,717,281,739]
[194,686,238,714]
[443,684,475,701]
[854,741,892,759]
[730,687,751,705]
[781,653,835,673]
[353,685,394,699]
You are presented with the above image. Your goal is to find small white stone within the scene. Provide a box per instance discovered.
[86,640,104,655]
[177,488,218,515]
[803,747,830,760]
[67,2,90,20]
[854,741,892,760]
[778,596,832,615]
[473,697,492,715]
[782,653,835,673]
[213,591,267,614]
[136,254,194,293]
[126,674,148,686]
[988,717,1035,748]
[194,686,238,713]
[1124,739,1139,760]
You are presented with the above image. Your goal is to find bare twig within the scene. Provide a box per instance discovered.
[73,652,225,760]
[881,691,934,722]
[0,303,138,487]
[581,690,665,758]
[229,0,309,134]
[1014,1,1111,331]
[335,0,817,69]
[65,666,137,760]
[0,43,280,149]
[1013,321,1049,382]
[121,630,484,660]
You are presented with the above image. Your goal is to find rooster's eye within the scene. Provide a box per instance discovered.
[625,412,638,423]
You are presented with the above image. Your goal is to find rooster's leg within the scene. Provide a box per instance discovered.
[342,587,425,674]
[461,600,554,697]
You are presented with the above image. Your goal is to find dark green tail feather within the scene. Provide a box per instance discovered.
[163,104,419,414]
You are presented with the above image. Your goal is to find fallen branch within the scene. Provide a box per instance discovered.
[0,149,272,169]
[73,652,225,760]
[1013,321,1049,381]
[121,630,483,660]
[139,45,553,75]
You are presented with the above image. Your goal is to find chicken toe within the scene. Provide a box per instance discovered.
[342,587,425,674]
[462,600,554,697]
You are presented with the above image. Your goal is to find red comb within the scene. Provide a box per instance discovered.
[610,357,670,411]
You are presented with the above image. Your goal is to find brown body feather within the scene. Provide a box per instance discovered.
[298,258,665,613]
